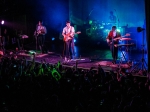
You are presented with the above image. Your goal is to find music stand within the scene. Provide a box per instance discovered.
[130,27,148,75]
[33,31,38,54]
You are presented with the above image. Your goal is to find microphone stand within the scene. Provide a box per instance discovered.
[35,32,38,52]
[130,30,148,75]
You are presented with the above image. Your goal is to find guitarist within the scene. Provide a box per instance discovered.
[35,20,47,54]
[62,21,75,61]
[106,26,121,64]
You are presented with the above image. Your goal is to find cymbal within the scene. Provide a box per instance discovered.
[121,38,131,41]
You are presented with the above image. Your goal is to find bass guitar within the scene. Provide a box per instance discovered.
[63,31,81,42]
[36,29,46,36]
[106,33,130,46]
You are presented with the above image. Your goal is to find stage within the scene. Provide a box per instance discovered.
[14,48,146,76]
[16,51,130,71]
[2,40,147,77]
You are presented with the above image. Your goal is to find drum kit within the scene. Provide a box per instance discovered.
[88,20,118,40]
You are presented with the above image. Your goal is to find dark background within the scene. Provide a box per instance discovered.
[0,0,69,43]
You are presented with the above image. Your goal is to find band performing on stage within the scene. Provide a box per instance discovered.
[0,19,133,65]
[106,26,121,64]
[62,21,81,62]
[35,20,47,54]
[106,26,131,64]
[62,21,75,61]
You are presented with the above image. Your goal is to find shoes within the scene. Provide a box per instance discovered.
[64,57,68,63]
[65,57,67,62]
[67,59,71,62]
[64,57,71,63]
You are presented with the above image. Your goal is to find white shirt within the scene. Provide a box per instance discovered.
[62,26,75,36]
[113,31,116,37]
[62,26,75,41]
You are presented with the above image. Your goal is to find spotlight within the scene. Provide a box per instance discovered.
[117,29,121,32]
[137,27,145,32]
[1,20,4,25]
[52,37,55,41]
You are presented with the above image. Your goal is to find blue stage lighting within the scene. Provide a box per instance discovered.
[117,29,120,32]
[52,37,55,41]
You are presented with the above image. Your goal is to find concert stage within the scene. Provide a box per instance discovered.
[15,49,145,76]
[17,51,130,71]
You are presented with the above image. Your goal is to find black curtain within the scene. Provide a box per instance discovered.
[145,0,150,72]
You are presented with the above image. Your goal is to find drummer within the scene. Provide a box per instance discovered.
[109,11,117,24]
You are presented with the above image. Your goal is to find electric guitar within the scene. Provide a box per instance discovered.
[63,31,81,41]
[36,29,46,36]
[106,33,130,46]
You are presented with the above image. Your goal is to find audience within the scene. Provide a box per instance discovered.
[0,54,150,112]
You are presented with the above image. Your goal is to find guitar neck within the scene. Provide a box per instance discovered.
[64,31,81,41]
[114,35,126,40]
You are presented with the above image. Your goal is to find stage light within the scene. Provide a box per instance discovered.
[74,39,76,42]
[137,27,145,32]
[100,26,104,29]
[117,29,120,32]
[1,20,4,25]
[52,37,55,41]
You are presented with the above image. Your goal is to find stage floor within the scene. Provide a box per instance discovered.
[15,49,147,76]
[6,42,148,76]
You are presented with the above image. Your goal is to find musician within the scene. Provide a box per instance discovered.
[36,20,47,54]
[2,29,10,50]
[106,26,121,64]
[62,21,75,61]
[1,29,10,54]
[16,30,23,51]
[109,11,117,23]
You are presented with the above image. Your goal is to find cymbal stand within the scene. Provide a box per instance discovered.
[130,31,148,75]
[35,35,38,52]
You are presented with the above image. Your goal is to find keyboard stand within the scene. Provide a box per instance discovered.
[118,45,130,68]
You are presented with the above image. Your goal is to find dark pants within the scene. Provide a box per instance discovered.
[110,43,118,62]
[71,38,75,55]
[17,38,23,50]
[0,38,8,54]
[4,42,9,49]
[37,35,47,53]
[64,39,74,58]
